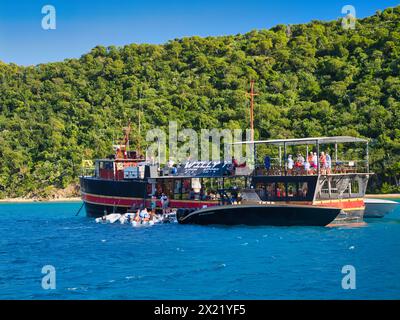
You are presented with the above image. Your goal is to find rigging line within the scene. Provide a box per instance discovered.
[75,202,85,216]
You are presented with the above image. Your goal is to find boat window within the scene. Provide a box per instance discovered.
[265,183,276,200]
[254,180,310,200]
[287,182,297,197]
[155,180,174,198]
[174,180,182,200]
[155,182,163,196]
[181,179,191,200]
[182,179,191,193]
[320,180,330,198]
[299,182,308,198]
[255,183,267,201]
[350,179,360,195]
[330,180,338,194]
[276,183,286,198]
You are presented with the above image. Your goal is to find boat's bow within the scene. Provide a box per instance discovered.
[364,198,399,218]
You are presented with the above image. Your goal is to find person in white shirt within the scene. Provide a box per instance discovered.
[287,155,294,174]
[304,161,310,174]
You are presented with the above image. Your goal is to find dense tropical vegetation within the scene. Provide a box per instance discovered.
[0,7,400,198]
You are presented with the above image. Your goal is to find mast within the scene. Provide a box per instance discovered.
[247,80,258,170]
[126,122,130,150]
[249,80,257,142]
[138,109,141,156]
[123,122,131,159]
[115,122,131,159]
[137,87,143,157]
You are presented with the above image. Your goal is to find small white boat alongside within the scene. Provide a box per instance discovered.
[95,211,178,227]
[364,198,399,218]
[95,213,122,224]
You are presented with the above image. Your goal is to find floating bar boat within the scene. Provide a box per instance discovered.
[80,133,372,227]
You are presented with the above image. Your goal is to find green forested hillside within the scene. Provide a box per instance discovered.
[1,7,400,198]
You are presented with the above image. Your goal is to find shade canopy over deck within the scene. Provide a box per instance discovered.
[232,136,370,175]
[232,136,368,146]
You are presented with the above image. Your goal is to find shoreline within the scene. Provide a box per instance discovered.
[365,193,400,199]
[0,197,82,203]
[0,194,399,204]
[364,194,400,199]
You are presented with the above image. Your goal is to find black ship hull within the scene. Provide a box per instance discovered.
[80,176,220,217]
[80,176,148,217]
[177,204,342,227]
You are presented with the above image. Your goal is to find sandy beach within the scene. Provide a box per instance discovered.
[0,197,81,203]
[365,194,400,199]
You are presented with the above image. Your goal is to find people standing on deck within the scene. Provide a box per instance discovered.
[295,154,305,174]
[320,152,327,174]
[312,152,318,170]
[264,156,271,171]
[160,193,169,214]
[307,152,314,171]
[326,153,332,174]
[167,159,174,168]
[287,155,294,175]
[304,159,311,175]
[296,154,305,166]
[150,196,157,214]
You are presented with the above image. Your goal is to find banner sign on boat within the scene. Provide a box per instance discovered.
[176,161,231,177]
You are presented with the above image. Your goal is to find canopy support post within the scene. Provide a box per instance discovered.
[254,142,257,174]
[283,142,287,176]
[335,143,338,163]
[366,141,369,173]
[316,140,320,175]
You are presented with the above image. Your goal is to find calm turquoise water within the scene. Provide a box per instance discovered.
[0,201,399,299]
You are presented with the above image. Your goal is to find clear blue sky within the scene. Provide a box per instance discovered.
[0,0,398,65]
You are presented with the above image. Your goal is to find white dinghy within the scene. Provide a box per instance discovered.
[95,213,122,224]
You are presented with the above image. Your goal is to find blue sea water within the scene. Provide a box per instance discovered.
[0,201,399,300]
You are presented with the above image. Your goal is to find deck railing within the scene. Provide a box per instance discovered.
[81,158,369,180]
[254,159,369,176]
